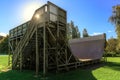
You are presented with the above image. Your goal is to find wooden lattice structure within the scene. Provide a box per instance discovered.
[9,1,106,76]
[9,1,77,75]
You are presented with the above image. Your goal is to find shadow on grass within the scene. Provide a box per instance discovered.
[104,61,120,71]
[48,69,97,80]
[2,62,117,80]
[0,70,40,80]
[0,68,98,80]
[1,62,119,80]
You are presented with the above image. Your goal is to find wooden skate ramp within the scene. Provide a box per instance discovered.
[69,34,106,61]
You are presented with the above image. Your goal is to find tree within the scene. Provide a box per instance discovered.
[67,23,72,39]
[67,21,81,39]
[0,36,8,54]
[83,28,89,37]
[72,25,77,38]
[105,37,118,56]
[109,5,120,51]
[0,36,4,41]
[75,26,81,38]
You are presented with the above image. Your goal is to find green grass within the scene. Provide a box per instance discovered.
[0,55,8,71]
[92,57,120,80]
[0,56,120,80]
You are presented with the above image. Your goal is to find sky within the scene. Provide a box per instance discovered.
[0,0,120,39]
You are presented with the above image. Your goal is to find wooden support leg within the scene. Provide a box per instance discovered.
[36,27,39,76]
[20,52,22,71]
[43,23,46,77]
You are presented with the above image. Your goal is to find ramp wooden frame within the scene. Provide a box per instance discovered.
[8,1,78,75]
[8,2,106,76]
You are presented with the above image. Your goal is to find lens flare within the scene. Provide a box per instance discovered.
[22,2,42,21]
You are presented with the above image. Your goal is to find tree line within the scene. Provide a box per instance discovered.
[67,20,89,39]
[107,5,120,57]
[0,36,8,54]
[105,37,120,56]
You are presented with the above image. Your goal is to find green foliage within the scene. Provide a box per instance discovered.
[72,26,80,38]
[0,36,9,54]
[0,36,4,41]
[67,23,72,39]
[105,38,118,56]
[67,21,81,39]
[106,38,117,52]
[83,28,89,37]
[109,5,120,51]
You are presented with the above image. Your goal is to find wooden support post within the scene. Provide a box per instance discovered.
[56,48,58,70]
[43,23,46,77]
[11,41,14,69]
[36,26,39,76]
[20,52,22,71]
[56,21,59,71]
[8,53,10,66]
[65,49,69,71]
[65,22,69,70]
[104,33,107,62]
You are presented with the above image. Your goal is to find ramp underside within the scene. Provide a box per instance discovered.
[69,34,105,61]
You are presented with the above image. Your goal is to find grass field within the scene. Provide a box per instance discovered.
[0,55,8,71]
[0,55,120,80]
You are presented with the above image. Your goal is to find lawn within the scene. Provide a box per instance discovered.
[0,55,120,80]
[93,57,120,80]
[0,55,8,71]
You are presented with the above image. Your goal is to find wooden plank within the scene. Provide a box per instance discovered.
[36,26,39,76]
[20,52,22,71]
[43,22,46,77]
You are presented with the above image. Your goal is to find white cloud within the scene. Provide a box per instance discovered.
[91,32,103,36]
[0,32,7,37]
[108,30,112,33]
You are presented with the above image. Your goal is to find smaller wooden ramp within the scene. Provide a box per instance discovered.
[69,34,106,61]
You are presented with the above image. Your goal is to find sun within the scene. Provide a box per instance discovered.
[22,2,41,21]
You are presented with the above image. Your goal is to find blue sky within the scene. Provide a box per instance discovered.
[0,0,120,39]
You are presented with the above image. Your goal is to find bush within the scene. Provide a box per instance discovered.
[104,52,119,57]
[0,36,8,54]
